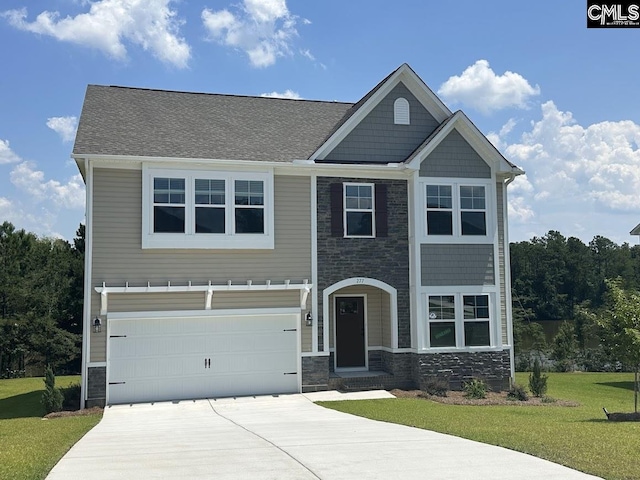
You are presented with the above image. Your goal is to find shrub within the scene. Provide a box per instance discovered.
[463,378,489,399]
[420,376,449,397]
[61,382,82,411]
[507,383,529,401]
[529,358,549,397]
[41,365,63,414]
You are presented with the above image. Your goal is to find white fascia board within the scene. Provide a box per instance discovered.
[309,64,452,161]
[396,67,452,122]
[73,153,414,179]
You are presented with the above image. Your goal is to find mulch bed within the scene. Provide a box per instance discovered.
[43,407,104,419]
[390,389,580,407]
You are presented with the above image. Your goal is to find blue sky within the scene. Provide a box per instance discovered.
[1,0,639,244]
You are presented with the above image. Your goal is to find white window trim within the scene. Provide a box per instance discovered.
[422,289,499,352]
[419,178,494,244]
[343,182,376,238]
[142,166,274,249]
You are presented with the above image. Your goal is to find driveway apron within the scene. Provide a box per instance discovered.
[46,392,601,480]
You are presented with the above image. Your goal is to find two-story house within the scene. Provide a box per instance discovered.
[73,64,523,407]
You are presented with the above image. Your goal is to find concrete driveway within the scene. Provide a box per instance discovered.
[47,391,601,480]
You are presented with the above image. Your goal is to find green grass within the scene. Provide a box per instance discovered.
[319,373,640,480]
[0,376,102,480]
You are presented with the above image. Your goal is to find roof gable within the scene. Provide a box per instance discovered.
[320,82,440,164]
[405,111,523,175]
[309,64,452,161]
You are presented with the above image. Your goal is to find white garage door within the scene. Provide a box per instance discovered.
[107,312,299,405]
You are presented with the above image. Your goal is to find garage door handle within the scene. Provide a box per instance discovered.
[283,328,297,332]
[284,372,297,375]
[204,358,211,368]
[109,382,126,385]
[110,335,127,338]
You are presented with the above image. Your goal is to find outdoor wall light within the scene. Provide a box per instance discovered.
[305,312,313,327]
[93,317,102,333]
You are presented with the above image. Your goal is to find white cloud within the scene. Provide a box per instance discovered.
[260,89,301,99]
[300,48,314,61]
[10,161,85,210]
[0,197,14,219]
[0,139,21,164]
[496,100,640,242]
[438,60,540,114]
[3,0,190,68]
[47,116,78,142]
[504,101,640,212]
[202,0,308,68]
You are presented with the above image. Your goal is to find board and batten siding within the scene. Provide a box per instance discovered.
[89,168,312,362]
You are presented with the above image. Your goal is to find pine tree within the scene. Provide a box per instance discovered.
[41,365,63,413]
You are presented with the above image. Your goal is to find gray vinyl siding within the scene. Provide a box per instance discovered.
[421,244,495,286]
[419,130,491,178]
[89,168,312,361]
[497,182,508,345]
[323,83,439,164]
[328,285,392,349]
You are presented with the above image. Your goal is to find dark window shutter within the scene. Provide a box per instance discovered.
[330,183,343,237]
[375,184,388,237]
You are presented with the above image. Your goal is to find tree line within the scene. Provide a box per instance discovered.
[0,221,84,377]
[511,230,640,372]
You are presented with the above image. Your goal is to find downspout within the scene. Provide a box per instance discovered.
[503,171,518,385]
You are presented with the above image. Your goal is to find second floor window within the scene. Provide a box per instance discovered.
[424,182,489,239]
[234,180,265,234]
[153,177,186,233]
[344,183,374,237]
[143,167,273,249]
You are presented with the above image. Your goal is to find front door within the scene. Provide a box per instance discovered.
[335,296,366,369]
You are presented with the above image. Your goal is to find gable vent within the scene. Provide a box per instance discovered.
[394,97,410,125]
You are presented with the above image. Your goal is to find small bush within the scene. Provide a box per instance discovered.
[507,383,529,401]
[529,358,548,397]
[421,376,449,397]
[463,378,489,399]
[61,383,81,410]
[41,365,63,414]
[541,395,556,404]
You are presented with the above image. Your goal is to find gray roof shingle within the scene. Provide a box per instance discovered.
[73,85,354,162]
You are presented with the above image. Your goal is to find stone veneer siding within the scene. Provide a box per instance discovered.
[86,366,106,407]
[414,350,511,391]
[302,356,330,392]
[316,177,410,349]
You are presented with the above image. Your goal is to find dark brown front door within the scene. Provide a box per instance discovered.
[335,296,366,368]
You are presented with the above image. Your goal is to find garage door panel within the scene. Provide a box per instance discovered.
[108,314,298,404]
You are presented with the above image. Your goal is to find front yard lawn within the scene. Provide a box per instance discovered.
[0,376,102,480]
[319,372,640,480]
